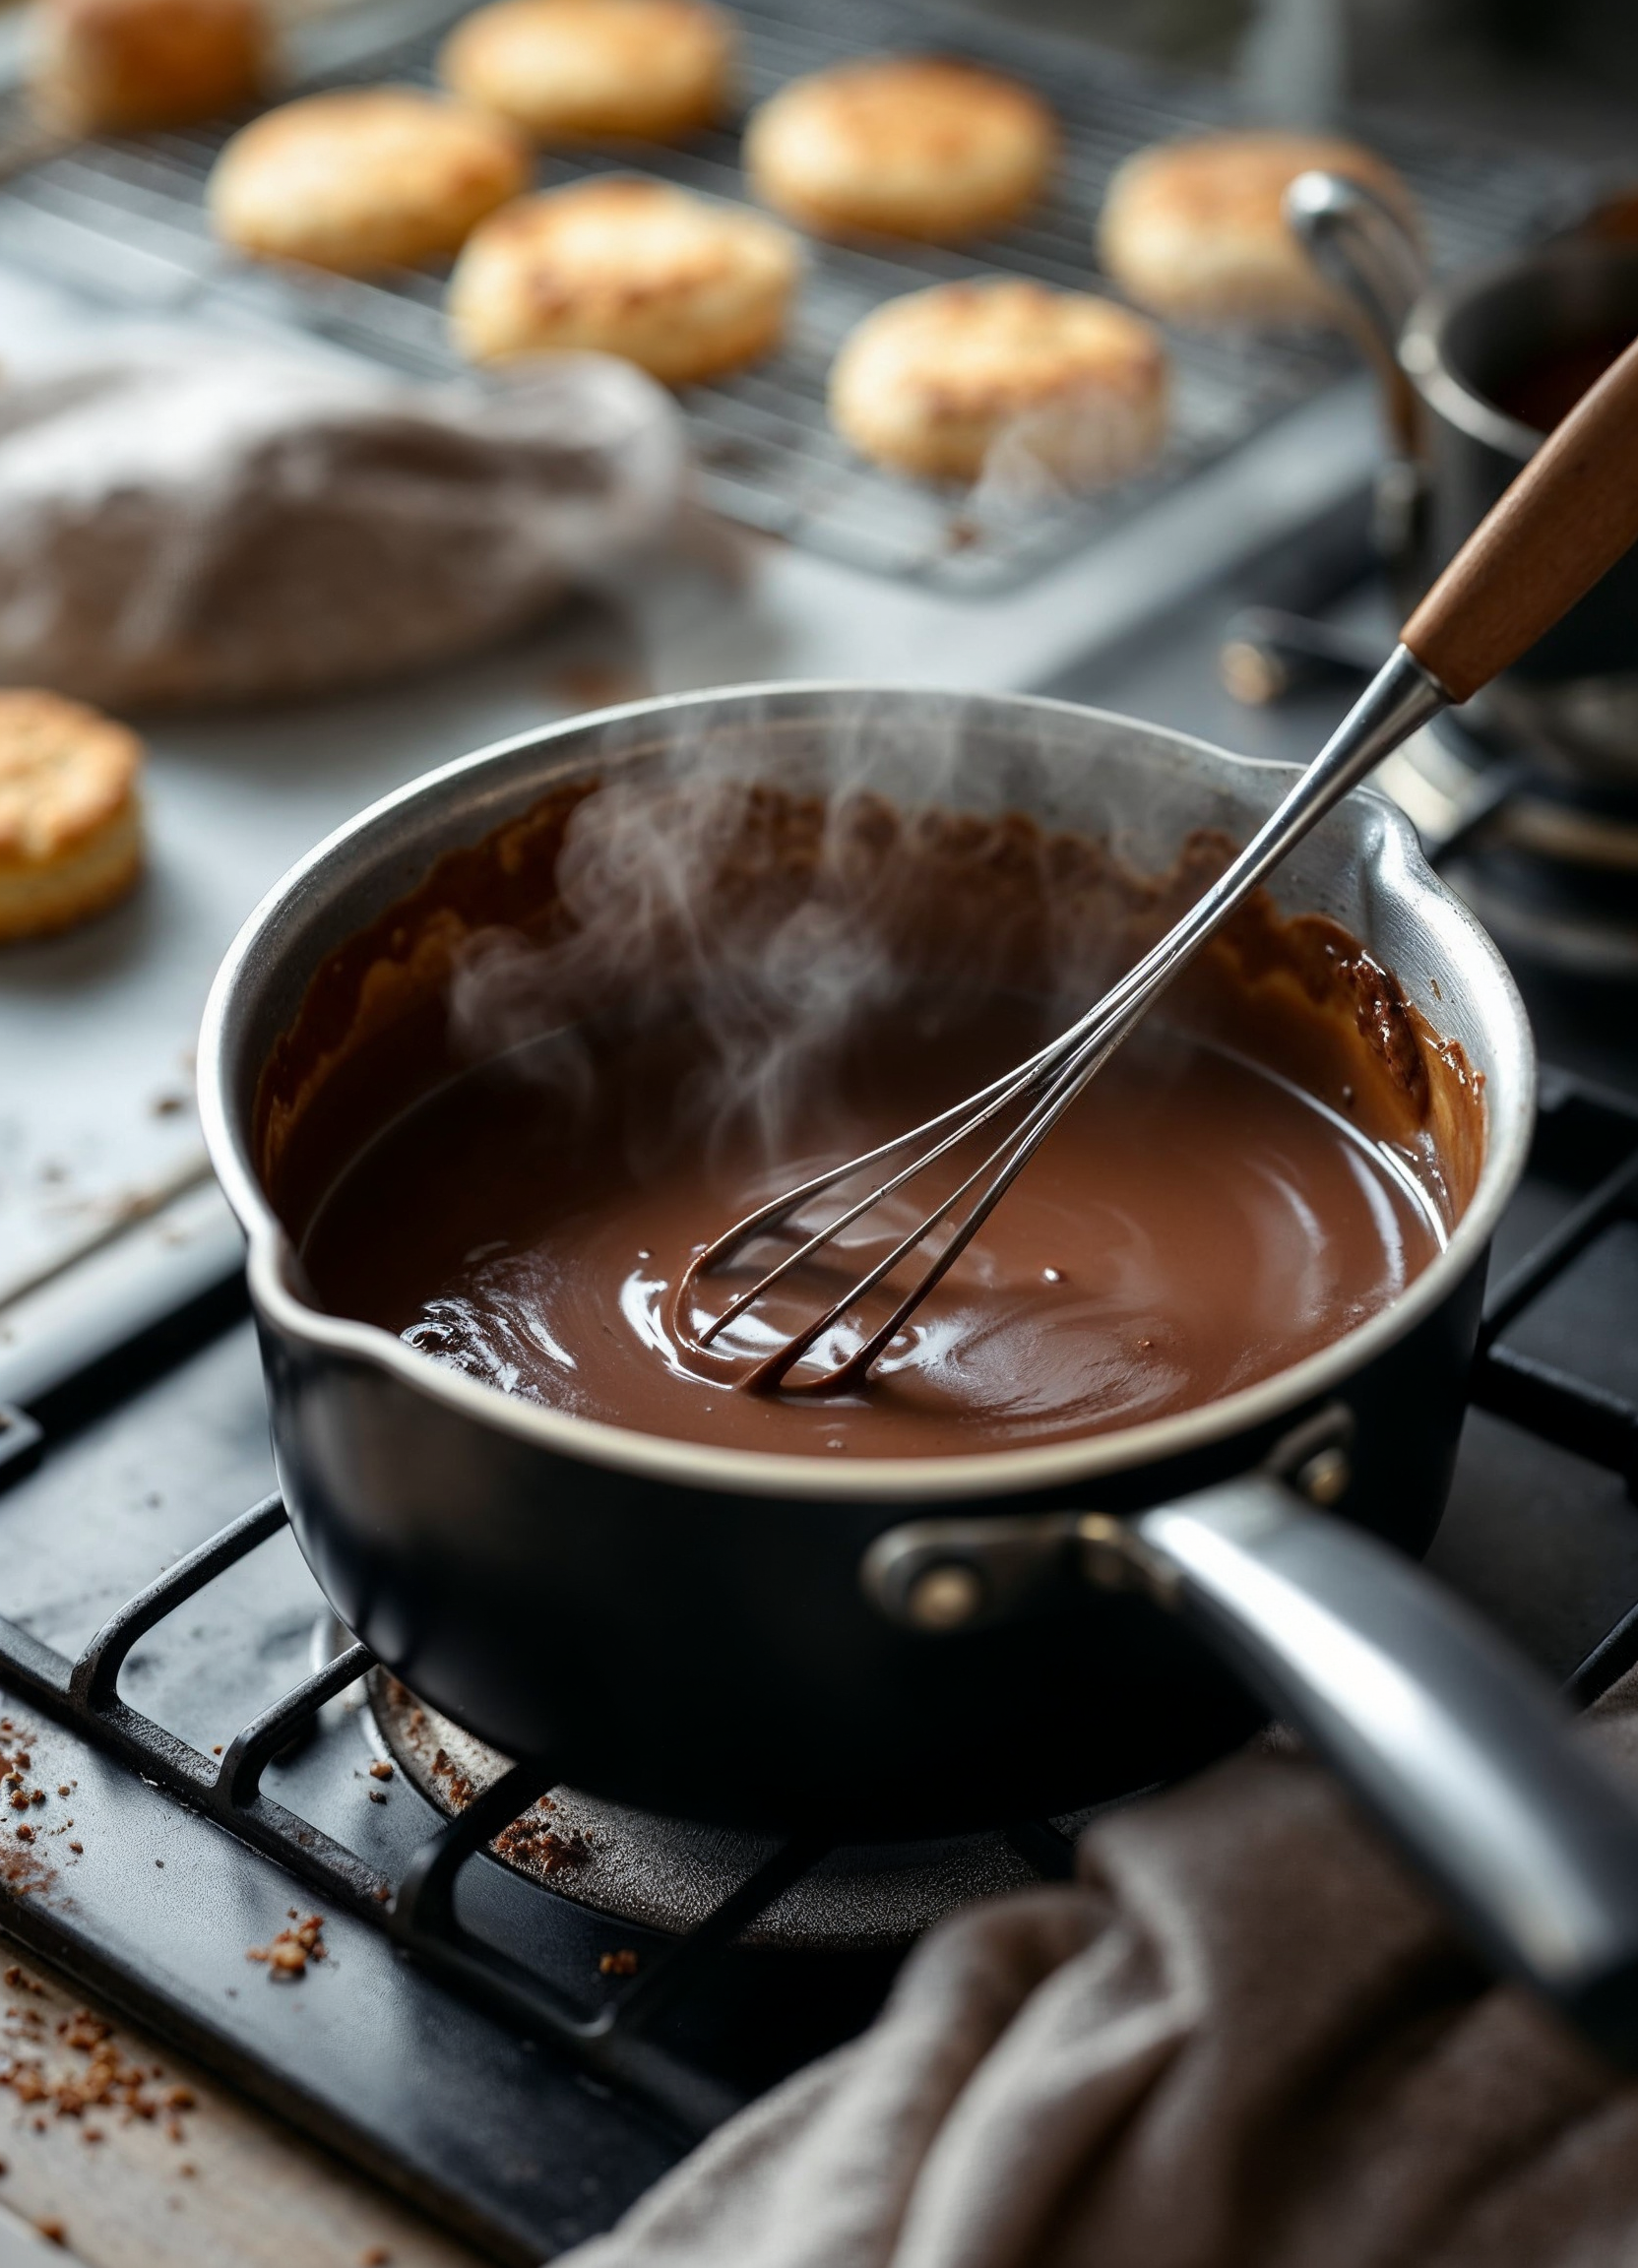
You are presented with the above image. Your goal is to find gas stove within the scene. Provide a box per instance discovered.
[0,0,1633,2245]
[0,512,1636,2264]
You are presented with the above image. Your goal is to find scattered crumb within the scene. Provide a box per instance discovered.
[494,1800,591,1877]
[428,1747,474,1809]
[212,1745,222,1756]
[150,1094,187,1117]
[360,2248,392,2266]
[367,1790,387,1805]
[0,1999,197,2144]
[246,1915,326,1982]
[55,1788,68,1799]
[598,1949,639,1978]
[34,2218,65,2245]
[67,1842,82,1856]
[368,1761,393,1782]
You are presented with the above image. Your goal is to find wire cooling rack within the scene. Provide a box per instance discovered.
[0,0,1593,591]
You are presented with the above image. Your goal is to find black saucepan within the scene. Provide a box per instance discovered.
[201,685,1638,2067]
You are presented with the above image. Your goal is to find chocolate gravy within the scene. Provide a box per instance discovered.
[268,776,1480,1462]
[300,991,1442,1459]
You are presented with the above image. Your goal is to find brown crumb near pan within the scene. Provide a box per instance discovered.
[360,2247,392,2265]
[494,1800,592,1876]
[429,1747,475,1810]
[598,1949,639,1978]
[246,1913,327,1981]
[0,1990,199,2142]
[33,2218,65,2246]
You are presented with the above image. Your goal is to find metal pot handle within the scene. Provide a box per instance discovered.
[1285,169,1429,454]
[861,1467,1638,2070]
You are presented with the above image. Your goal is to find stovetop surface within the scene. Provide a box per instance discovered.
[3,518,1638,2264]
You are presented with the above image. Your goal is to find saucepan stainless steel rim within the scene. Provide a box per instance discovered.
[1399,241,1632,464]
[199,681,1537,1507]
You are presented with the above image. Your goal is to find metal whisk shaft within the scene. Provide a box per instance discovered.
[676,647,1448,1395]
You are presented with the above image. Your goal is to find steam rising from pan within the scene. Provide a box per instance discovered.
[444,695,1144,1168]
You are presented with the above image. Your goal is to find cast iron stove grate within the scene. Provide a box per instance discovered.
[0,1068,1635,2258]
[0,0,1589,592]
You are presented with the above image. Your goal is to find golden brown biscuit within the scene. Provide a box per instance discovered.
[829,279,1167,486]
[744,56,1054,243]
[0,691,143,942]
[31,0,268,135]
[439,0,733,143]
[207,87,533,276]
[448,176,798,381]
[1098,131,1415,326]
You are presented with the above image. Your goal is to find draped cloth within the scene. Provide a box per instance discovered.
[567,1671,1638,2268]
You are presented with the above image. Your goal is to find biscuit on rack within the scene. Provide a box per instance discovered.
[439,0,733,143]
[1098,130,1415,326]
[208,87,532,275]
[0,691,144,943]
[829,278,1167,486]
[744,55,1054,243]
[32,0,268,135]
[448,175,798,381]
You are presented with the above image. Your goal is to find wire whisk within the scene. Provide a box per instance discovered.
[674,253,1638,1398]
[674,646,1448,1393]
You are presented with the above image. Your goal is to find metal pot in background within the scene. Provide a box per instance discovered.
[1291,172,1638,785]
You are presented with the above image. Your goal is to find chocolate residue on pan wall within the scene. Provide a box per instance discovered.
[258,775,1484,1245]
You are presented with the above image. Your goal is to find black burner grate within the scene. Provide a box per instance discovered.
[0,0,1588,591]
[0,1068,1635,2258]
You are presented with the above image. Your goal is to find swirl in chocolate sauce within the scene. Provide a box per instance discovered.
[299,991,1443,1459]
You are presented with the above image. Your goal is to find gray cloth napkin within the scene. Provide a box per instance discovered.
[0,340,683,710]
[568,1669,1638,2268]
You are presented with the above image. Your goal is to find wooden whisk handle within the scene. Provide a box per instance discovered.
[1402,332,1638,704]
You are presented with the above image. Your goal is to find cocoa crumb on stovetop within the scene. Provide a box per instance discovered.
[429,1747,475,1809]
[494,1800,592,1877]
[0,1990,200,2142]
[246,1913,327,1981]
[598,1949,639,1978]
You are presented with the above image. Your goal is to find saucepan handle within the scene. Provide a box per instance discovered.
[1284,169,1427,450]
[861,1479,1638,2068]
[1285,169,1427,360]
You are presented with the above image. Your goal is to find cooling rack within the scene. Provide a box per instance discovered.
[0,0,1591,590]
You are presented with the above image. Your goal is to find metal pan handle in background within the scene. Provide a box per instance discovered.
[862,1468,1638,2070]
[1285,168,1429,453]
